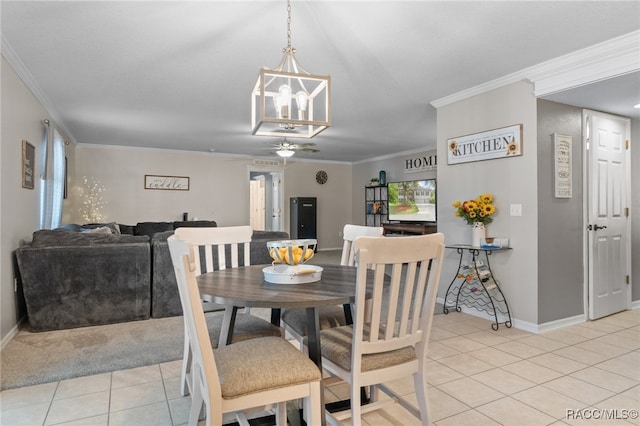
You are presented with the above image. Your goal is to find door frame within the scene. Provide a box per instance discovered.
[247,165,286,232]
[582,109,632,319]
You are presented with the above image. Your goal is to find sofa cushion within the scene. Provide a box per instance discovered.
[31,230,149,247]
[80,226,112,235]
[118,224,136,235]
[56,223,82,232]
[56,222,121,234]
[173,220,217,229]
[251,231,290,265]
[134,222,174,238]
[82,222,121,234]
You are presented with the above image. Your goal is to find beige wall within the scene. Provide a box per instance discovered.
[436,81,540,327]
[0,57,74,343]
[74,145,352,250]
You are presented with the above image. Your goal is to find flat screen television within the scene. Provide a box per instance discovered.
[388,179,436,223]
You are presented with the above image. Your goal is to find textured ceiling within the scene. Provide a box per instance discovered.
[2,1,639,162]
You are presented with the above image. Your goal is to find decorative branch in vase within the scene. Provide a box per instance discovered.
[453,193,496,246]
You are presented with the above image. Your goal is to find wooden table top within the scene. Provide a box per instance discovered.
[197,264,361,309]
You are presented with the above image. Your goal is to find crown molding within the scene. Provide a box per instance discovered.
[530,30,640,96]
[431,30,640,108]
[1,35,78,145]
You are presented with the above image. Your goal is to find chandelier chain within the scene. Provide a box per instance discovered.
[286,0,292,49]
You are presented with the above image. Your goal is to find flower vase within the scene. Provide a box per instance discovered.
[471,222,486,247]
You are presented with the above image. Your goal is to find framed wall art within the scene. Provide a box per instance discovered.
[144,175,190,191]
[22,140,35,189]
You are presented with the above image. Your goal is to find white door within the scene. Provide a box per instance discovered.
[585,110,631,320]
[249,178,266,231]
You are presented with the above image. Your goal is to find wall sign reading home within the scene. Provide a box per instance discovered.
[404,154,437,173]
[447,124,523,165]
[144,175,190,191]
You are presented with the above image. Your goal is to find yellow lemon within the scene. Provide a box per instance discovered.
[304,248,314,261]
[269,248,282,263]
[282,247,292,264]
[276,247,286,262]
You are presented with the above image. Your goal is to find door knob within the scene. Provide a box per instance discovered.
[588,224,607,231]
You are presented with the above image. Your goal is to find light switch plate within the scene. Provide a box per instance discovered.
[510,204,522,216]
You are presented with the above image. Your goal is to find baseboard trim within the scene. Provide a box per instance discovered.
[537,314,586,334]
[436,297,589,334]
[1,317,24,351]
[436,297,534,331]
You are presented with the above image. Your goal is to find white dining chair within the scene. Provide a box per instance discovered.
[281,224,384,348]
[319,233,445,426]
[169,236,322,426]
[169,226,281,397]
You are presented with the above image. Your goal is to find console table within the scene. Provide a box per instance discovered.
[443,244,512,330]
[382,223,437,235]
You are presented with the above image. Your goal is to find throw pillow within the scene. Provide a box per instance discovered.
[80,226,112,235]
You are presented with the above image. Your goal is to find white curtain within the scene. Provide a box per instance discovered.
[39,121,65,229]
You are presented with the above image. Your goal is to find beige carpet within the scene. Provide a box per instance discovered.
[1,315,186,390]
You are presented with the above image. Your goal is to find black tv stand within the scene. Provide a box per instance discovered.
[383,223,437,235]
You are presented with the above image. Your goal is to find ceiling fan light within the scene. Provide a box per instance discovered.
[277,149,295,158]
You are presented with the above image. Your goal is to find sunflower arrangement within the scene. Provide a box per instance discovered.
[453,193,496,225]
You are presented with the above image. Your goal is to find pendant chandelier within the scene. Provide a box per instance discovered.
[251,0,331,139]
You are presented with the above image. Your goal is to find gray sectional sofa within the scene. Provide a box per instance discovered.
[15,221,288,331]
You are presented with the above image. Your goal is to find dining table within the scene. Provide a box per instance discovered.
[196,263,374,425]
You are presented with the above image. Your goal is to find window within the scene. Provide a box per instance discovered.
[40,126,65,229]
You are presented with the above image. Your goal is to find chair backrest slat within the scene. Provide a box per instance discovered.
[174,226,253,274]
[387,263,406,340]
[353,234,444,357]
[341,224,383,267]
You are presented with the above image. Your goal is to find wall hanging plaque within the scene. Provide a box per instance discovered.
[553,133,572,198]
[144,175,190,191]
[447,124,523,165]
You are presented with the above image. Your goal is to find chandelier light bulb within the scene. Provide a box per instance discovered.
[295,90,308,119]
[277,85,292,119]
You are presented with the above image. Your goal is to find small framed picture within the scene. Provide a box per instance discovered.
[22,140,35,189]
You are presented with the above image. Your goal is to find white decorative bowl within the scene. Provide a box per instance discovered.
[262,264,323,284]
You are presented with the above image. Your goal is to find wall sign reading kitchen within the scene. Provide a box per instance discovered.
[447,124,523,165]
[144,175,190,191]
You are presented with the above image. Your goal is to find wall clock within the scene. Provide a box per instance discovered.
[315,170,328,185]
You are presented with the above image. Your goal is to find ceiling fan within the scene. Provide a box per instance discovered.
[269,138,319,158]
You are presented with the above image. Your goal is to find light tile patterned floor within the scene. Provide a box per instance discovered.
[1,309,638,426]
